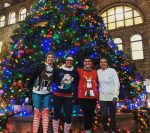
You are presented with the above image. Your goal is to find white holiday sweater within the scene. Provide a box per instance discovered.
[32,63,53,94]
[97,68,120,101]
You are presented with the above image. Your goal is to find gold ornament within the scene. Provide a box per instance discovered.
[35,21,48,27]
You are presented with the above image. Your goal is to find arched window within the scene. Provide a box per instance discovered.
[30,4,34,13]
[130,34,144,60]
[114,38,123,51]
[19,8,27,21]
[0,41,2,53]
[0,16,5,27]
[9,12,16,24]
[100,6,143,30]
[4,3,11,8]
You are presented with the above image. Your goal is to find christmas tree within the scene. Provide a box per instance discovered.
[0,0,148,131]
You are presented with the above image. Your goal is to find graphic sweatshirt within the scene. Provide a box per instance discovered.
[78,69,98,99]
[53,65,78,97]
[27,62,54,94]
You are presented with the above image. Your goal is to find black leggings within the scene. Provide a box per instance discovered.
[100,101,117,131]
[80,98,97,130]
[53,95,73,124]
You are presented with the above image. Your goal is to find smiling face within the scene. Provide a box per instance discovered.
[84,58,92,69]
[46,54,54,65]
[65,57,73,68]
[100,58,108,70]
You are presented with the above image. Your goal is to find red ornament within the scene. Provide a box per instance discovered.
[104,30,108,38]
[74,42,81,46]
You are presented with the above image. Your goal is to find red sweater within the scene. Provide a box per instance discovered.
[78,69,98,99]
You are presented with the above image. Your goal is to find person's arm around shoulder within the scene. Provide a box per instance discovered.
[52,66,58,83]
[72,69,79,103]
[97,69,101,83]
[26,63,41,89]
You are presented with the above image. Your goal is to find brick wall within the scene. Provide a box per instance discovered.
[93,0,150,78]
[0,0,33,61]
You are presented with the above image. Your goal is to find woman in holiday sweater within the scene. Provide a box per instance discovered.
[78,57,98,133]
[52,55,78,133]
[27,51,55,133]
[97,57,120,133]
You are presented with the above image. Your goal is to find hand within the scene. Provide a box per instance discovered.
[26,87,32,93]
[113,97,117,104]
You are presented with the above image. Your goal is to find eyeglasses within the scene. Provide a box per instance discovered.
[84,61,91,62]
[66,60,73,62]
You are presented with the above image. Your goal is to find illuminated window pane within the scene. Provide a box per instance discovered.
[124,6,132,12]
[114,38,123,51]
[125,11,133,19]
[134,17,143,24]
[101,12,106,18]
[108,23,115,30]
[0,16,5,27]
[118,44,123,51]
[100,6,143,30]
[103,17,107,23]
[108,8,115,16]
[0,42,2,53]
[117,21,124,28]
[131,34,142,41]
[108,15,115,23]
[132,51,144,60]
[20,8,27,21]
[114,38,122,44]
[131,34,144,60]
[125,19,133,26]
[131,41,143,51]
[9,12,16,24]
[4,3,11,7]
[134,10,140,17]
[116,13,124,21]
[116,6,123,14]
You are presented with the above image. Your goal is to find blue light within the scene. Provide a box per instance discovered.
[41,38,52,52]
[43,38,51,45]
[68,47,79,55]
[90,41,96,47]
[29,18,35,23]
[55,50,65,58]
[90,52,100,59]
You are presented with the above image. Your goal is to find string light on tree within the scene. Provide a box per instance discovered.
[0,0,149,132]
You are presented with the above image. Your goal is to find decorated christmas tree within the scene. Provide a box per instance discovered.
[0,0,149,132]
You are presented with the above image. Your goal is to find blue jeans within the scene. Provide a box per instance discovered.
[32,93,51,110]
